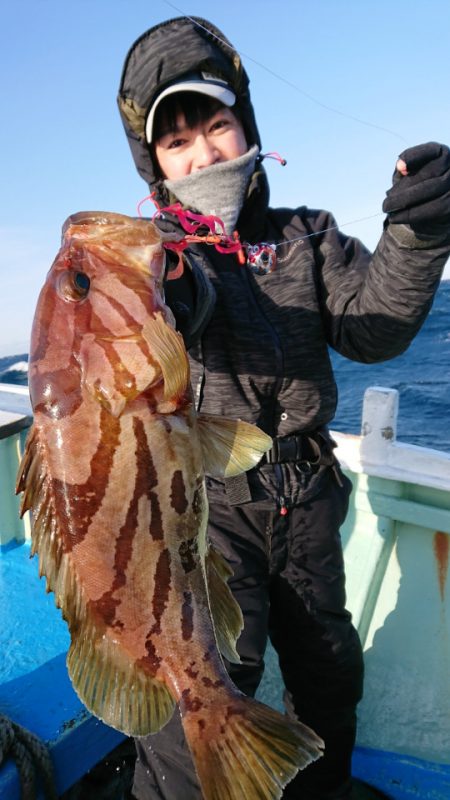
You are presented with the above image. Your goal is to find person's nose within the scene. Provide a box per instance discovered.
[192,135,220,170]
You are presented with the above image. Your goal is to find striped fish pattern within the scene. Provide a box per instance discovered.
[16,212,323,799]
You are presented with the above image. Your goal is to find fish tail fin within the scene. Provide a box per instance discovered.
[181,693,324,800]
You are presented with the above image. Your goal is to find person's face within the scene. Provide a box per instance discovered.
[154,105,248,180]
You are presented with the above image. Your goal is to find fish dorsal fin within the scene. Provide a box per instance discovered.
[16,425,176,737]
[197,415,272,478]
[16,426,60,568]
[16,424,47,522]
[142,312,189,401]
[205,546,243,664]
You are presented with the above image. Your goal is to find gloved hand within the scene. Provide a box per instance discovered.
[382,142,450,235]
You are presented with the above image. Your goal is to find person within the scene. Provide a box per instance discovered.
[117,15,450,800]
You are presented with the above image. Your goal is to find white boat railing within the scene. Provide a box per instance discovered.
[333,386,450,492]
[0,383,29,396]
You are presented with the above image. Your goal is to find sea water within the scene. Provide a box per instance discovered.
[330,279,450,452]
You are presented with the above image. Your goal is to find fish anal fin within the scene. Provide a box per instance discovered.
[45,537,176,735]
[142,312,189,402]
[198,415,272,478]
[67,629,176,736]
[182,693,324,800]
[206,547,243,664]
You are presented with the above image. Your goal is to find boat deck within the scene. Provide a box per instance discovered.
[1,385,450,798]
[0,540,125,797]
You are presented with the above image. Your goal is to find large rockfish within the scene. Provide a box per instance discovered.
[16,212,323,799]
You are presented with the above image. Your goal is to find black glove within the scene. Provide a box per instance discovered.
[382,142,450,234]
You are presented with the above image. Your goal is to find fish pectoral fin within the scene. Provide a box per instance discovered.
[206,547,243,664]
[182,692,324,800]
[67,627,176,737]
[197,415,272,478]
[142,312,189,402]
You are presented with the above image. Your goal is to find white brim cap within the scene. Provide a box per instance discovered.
[145,72,236,143]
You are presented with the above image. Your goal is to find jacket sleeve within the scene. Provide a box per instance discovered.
[163,249,216,350]
[311,209,450,363]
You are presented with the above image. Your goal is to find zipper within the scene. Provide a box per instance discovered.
[265,517,273,563]
[241,263,285,432]
[274,463,288,517]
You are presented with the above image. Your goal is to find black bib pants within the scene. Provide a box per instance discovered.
[132,464,364,800]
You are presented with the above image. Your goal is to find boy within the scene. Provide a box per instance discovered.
[118,16,450,799]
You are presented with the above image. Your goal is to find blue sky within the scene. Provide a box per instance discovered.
[1,0,449,356]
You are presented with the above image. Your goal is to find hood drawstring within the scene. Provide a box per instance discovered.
[260,151,287,167]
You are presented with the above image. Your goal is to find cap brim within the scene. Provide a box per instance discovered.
[145,80,236,143]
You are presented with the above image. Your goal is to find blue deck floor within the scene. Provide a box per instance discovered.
[2,542,450,799]
[0,540,124,798]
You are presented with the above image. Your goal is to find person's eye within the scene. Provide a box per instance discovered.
[167,137,187,149]
[210,118,229,132]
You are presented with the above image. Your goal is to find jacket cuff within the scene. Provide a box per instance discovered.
[386,220,450,250]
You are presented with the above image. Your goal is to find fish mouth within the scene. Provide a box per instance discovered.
[63,211,143,236]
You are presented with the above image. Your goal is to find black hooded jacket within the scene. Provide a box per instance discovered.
[118,17,449,506]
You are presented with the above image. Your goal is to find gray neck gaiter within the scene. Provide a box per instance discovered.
[164,144,259,234]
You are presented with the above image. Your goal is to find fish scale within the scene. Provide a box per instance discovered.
[16,211,324,799]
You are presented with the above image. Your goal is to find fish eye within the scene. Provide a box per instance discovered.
[74,272,90,293]
[57,270,91,302]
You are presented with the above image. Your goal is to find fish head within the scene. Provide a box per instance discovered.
[29,212,176,418]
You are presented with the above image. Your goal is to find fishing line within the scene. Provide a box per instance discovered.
[162,0,408,145]
[279,212,384,247]
[139,192,385,266]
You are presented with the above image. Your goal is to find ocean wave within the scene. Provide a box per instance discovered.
[0,353,29,386]
[3,360,28,374]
